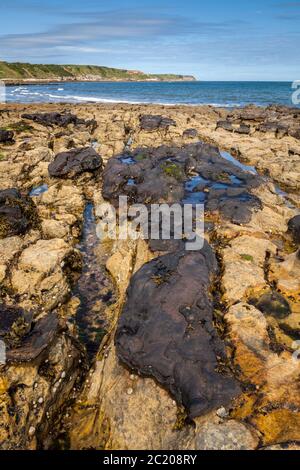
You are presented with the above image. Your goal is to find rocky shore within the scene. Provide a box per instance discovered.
[0,102,300,450]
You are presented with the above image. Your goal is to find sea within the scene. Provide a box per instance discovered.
[4,81,299,108]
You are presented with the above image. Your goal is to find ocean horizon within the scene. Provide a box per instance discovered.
[5,80,299,108]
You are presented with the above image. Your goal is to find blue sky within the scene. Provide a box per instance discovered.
[0,0,299,80]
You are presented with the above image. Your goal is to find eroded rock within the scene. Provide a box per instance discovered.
[140,115,176,131]
[11,239,82,310]
[103,142,262,226]
[183,128,198,138]
[48,147,103,179]
[216,121,234,132]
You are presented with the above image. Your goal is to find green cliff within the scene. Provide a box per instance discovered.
[0,61,196,83]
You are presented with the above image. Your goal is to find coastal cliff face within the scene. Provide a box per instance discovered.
[0,102,300,450]
[0,61,196,84]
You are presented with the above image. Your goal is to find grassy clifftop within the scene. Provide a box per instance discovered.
[0,61,196,82]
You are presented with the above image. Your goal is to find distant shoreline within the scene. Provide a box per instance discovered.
[3,78,197,86]
[0,60,196,85]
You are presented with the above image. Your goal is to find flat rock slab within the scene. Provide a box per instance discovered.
[21,112,96,129]
[140,115,176,131]
[49,147,103,178]
[115,244,241,419]
[0,188,39,239]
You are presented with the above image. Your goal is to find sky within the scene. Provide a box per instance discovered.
[0,0,299,80]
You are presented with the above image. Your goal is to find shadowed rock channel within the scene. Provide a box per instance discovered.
[72,203,116,361]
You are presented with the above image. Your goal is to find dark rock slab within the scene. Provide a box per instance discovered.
[102,143,262,227]
[115,245,241,419]
[258,122,288,137]
[226,106,300,142]
[0,129,14,143]
[228,106,267,122]
[103,148,185,206]
[206,189,262,225]
[183,128,198,138]
[140,115,176,131]
[235,124,251,135]
[216,121,234,132]
[0,188,40,239]
[7,312,60,364]
[288,215,300,244]
[289,128,300,140]
[21,112,97,130]
[49,147,103,178]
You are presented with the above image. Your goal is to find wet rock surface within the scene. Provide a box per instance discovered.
[103,142,262,226]
[116,244,241,419]
[0,188,39,238]
[250,291,292,320]
[48,147,103,178]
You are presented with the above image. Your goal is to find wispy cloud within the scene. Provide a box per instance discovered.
[1,1,300,80]
[0,9,248,60]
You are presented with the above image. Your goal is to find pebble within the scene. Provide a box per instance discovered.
[61,371,66,379]
[216,407,229,419]
[38,397,44,404]
[127,388,134,396]
[29,426,36,437]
